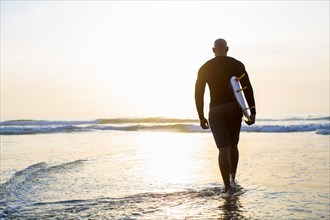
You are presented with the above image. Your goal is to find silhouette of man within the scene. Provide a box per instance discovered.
[195,38,256,193]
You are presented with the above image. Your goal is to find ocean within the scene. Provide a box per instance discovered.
[0,116,329,219]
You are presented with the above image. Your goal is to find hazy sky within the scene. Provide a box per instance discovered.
[1,1,329,120]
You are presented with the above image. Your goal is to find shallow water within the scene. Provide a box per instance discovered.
[1,131,329,219]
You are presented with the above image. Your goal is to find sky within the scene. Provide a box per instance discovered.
[1,1,329,120]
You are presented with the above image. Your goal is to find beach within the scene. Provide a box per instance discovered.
[0,117,329,219]
[1,1,329,219]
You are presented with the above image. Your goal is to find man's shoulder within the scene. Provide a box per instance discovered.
[199,58,215,72]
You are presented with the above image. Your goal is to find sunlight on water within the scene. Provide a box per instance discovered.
[137,132,204,188]
[1,130,329,219]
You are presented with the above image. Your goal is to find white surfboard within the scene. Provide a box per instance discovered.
[230,74,252,122]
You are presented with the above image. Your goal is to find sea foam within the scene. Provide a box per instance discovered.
[0,117,329,135]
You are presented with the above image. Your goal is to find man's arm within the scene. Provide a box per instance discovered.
[240,71,256,125]
[240,73,256,113]
[195,71,209,129]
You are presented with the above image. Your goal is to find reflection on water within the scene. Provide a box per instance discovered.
[2,187,246,219]
[217,184,246,219]
[138,132,199,185]
[1,131,329,219]
[218,196,244,219]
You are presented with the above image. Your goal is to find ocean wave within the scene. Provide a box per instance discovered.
[241,123,330,133]
[0,160,86,219]
[0,160,86,194]
[1,178,243,219]
[257,116,330,122]
[0,117,329,135]
[0,118,197,126]
[97,117,198,124]
[315,129,330,135]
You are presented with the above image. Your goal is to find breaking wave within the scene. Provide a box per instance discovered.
[0,116,329,135]
[0,160,244,219]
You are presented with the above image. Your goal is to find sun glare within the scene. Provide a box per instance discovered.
[136,132,202,189]
[1,1,329,119]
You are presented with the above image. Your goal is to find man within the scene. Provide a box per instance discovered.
[195,38,256,193]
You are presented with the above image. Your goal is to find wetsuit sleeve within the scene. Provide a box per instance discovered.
[195,69,207,120]
[240,69,256,115]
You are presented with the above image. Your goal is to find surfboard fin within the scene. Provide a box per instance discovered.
[236,86,248,92]
[245,106,255,110]
[236,73,246,81]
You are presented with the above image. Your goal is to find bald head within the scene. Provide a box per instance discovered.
[214,39,227,48]
[213,38,229,56]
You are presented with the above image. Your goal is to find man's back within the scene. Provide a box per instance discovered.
[195,56,255,115]
[197,56,246,107]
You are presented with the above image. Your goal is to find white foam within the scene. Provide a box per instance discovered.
[0,117,329,135]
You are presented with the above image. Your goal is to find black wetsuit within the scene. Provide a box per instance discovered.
[195,56,256,120]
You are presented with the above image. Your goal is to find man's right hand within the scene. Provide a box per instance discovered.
[245,114,256,126]
[200,118,210,129]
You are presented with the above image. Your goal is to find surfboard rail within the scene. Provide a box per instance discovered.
[230,73,252,122]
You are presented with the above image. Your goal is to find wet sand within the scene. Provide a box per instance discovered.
[1,131,329,219]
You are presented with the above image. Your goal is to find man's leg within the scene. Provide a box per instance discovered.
[218,147,231,191]
[230,145,239,182]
